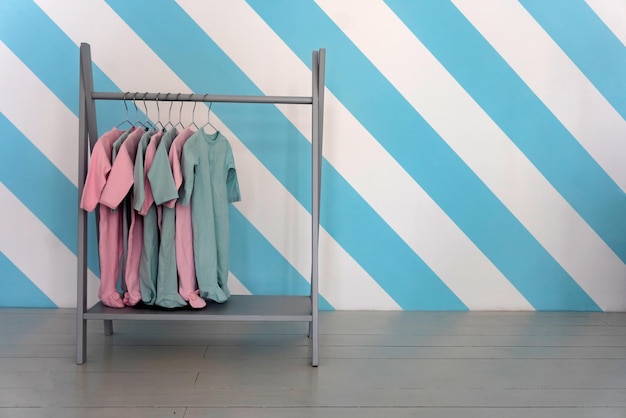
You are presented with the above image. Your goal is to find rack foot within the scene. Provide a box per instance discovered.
[104,320,114,336]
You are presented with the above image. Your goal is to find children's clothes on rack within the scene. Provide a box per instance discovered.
[81,125,239,309]
[76,42,325,367]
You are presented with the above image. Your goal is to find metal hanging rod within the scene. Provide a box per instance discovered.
[90,91,313,105]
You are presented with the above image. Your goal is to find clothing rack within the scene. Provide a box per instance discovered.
[76,43,325,366]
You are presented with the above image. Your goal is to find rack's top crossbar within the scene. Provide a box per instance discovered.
[90,91,313,105]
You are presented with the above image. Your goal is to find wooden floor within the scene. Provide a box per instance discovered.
[0,309,625,417]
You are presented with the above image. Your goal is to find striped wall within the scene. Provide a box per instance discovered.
[1,0,625,311]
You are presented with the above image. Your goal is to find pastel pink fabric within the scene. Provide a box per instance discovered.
[99,128,144,306]
[100,128,145,209]
[122,207,143,306]
[167,128,205,308]
[79,128,125,309]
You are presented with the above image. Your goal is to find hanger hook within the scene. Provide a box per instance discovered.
[142,92,149,123]
[191,94,198,127]
[177,93,184,127]
[155,93,161,126]
[200,93,217,133]
[133,92,140,123]
[168,93,174,123]
[123,92,129,119]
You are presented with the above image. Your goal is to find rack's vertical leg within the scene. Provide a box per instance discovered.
[310,49,325,367]
[76,44,90,365]
[312,48,326,367]
[77,43,100,365]
[104,320,114,336]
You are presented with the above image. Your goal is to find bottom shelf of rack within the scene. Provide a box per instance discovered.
[83,295,313,322]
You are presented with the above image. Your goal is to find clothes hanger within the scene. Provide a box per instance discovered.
[154,93,166,132]
[141,92,157,131]
[189,93,200,130]
[174,93,185,130]
[200,94,218,134]
[162,94,175,132]
[132,92,149,130]
[115,92,133,129]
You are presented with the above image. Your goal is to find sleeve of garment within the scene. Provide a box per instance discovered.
[225,146,241,203]
[147,144,178,206]
[133,144,147,212]
[79,142,110,212]
[99,147,134,209]
[179,139,197,207]
[163,140,186,208]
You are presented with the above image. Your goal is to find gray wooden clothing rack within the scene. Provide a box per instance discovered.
[76,43,325,366]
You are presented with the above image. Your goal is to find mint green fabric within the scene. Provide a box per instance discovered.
[133,130,156,305]
[139,205,159,305]
[133,129,155,211]
[181,131,240,303]
[149,129,178,206]
[149,129,186,308]
[111,127,132,162]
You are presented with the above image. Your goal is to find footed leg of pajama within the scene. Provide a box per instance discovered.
[155,207,187,308]
[123,208,143,306]
[140,204,159,305]
[97,205,124,308]
[187,289,206,309]
[176,204,204,306]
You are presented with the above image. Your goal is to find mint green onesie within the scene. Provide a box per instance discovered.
[134,129,158,304]
[180,130,240,303]
[149,129,187,308]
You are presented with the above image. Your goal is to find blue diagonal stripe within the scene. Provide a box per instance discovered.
[0,0,78,115]
[230,209,333,310]
[520,0,626,119]
[384,0,626,264]
[105,0,466,310]
[0,113,100,275]
[0,0,135,134]
[0,252,56,308]
[248,0,600,310]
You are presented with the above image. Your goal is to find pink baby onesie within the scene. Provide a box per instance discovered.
[99,128,146,306]
[79,127,125,308]
[166,128,205,308]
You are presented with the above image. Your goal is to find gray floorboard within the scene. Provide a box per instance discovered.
[0,309,624,416]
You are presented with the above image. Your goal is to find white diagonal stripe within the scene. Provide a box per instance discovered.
[178,0,534,310]
[585,0,626,47]
[0,41,77,186]
[453,0,626,193]
[319,0,626,311]
[35,0,399,310]
[0,183,99,308]
[228,272,252,296]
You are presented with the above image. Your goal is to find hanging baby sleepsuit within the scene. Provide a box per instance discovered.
[109,128,132,301]
[153,127,205,308]
[80,127,125,308]
[169,128,205,308]
[180,130,240,303]
[100,127,146,306]
[139,128,178,304]
[129,129,154,302]
[149,128,190,308]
